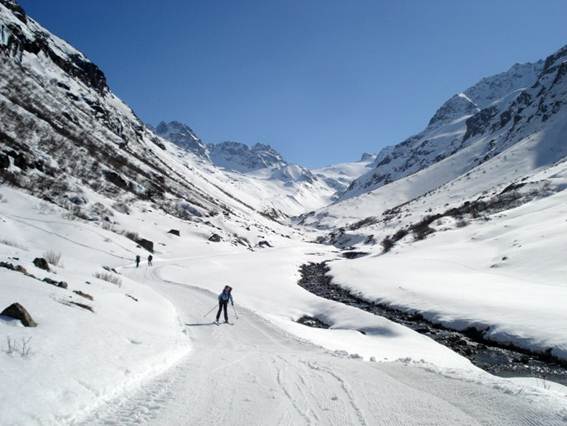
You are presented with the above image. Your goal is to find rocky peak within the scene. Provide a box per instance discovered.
[463,61,544,108]
[154,120,208,159]
[360,152,376,162]
[208,141,286,172]
[428,93,479,127]
[0,0,25,22]
[542,44,567,73]
[0,1,107,94]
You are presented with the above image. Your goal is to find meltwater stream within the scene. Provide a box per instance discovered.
[298,261,567,386]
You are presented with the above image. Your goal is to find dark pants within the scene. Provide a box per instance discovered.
[216,300,228,322]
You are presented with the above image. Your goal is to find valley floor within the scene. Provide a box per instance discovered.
[1,188,566,425]
[79,259,567,426]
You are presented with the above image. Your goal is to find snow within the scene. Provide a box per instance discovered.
[328,185,567,360]
[0,188,190,425]
[1,186,567,424]
[81,281,567,426]
[313,157,375,193]
[2,2,567,424]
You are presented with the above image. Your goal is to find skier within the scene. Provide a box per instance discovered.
[135,255,141,268]
[148,254,153,266]
[215,285,234,324]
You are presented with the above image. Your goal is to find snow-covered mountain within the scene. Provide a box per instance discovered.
[0,0,333,240]
[342,61,544,200]
[313,153,376,193]
[303,46,567,232]
[208,141,286,172]
[155,120,372,215]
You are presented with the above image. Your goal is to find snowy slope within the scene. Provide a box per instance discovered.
[327,174,567,362]
[313,153,376,193]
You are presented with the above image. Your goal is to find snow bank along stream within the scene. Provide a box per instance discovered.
[298,261,567,386]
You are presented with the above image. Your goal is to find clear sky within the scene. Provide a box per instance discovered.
[18,0,567,167]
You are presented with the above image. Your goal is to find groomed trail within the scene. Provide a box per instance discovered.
[77,260,567,426]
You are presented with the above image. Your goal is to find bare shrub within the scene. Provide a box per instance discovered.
[43,250,62,266]
[4,337,33,358]
[94,271,122,287]
[456,219,468,228]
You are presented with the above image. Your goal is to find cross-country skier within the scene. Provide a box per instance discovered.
[216,285,234,324]
[148,254,153,266]
[135,255,141,268]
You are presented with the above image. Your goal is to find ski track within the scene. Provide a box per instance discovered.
[77,263,567,426]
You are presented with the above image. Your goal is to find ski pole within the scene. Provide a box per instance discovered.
[203,303,218,318]
[232,304,239,320]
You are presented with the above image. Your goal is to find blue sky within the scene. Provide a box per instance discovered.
[19,0,567,167]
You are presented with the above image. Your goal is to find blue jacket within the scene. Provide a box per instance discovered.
[218,290,234,305]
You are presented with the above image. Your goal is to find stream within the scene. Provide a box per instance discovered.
[298,261,567,386]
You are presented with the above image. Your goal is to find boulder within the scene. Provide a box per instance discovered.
[0,153,10,169]
[257,240,272,248]
[33,257,50,271]
[208,233,222,242]
[168,229,180,236]
[138,238,154,253]
[1,303,37,327]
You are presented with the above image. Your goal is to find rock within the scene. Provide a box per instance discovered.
[33,257,50,271]
[0,153,10,169]
[126,294,138,302]
[43,277,67,289]
[208,233,222,242]
[257,240,272,248]
[296,315,330,329]
[1,303,37,327]
[0,261,16,271]
[168,229,180,236]
[73,290,93,301]
[68,301,94,313]
[14,265,27,274]
[138,238,154,252]
[103,170,129,190]
[102,265,119,274]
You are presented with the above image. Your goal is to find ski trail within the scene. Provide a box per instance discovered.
[304,360,368,426]
[1,213,132,260]
[78,264,567,426]
[275,360,313,425]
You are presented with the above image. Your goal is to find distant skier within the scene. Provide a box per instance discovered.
[148,254,153,266]
[135,255,141,268]
[216,285,234,324]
